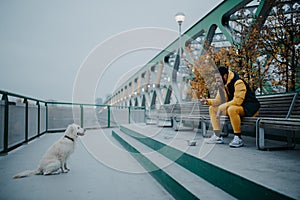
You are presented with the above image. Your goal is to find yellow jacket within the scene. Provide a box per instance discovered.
[207,70,246,111]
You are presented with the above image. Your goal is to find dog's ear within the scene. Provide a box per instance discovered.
[66,124,75,136]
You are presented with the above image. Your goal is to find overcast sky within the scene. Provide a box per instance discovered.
[0,0,222,103]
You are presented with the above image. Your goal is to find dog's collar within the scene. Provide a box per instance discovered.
[64,135,74,142]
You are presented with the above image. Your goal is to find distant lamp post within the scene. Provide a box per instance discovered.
[174,12,185,65]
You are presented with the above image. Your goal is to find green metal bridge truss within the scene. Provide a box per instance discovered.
[106,0,300,109]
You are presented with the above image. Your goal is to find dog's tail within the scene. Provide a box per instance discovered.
[13,169,41,179]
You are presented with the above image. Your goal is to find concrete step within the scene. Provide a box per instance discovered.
[112,129,235,200]
[118,124,294,200]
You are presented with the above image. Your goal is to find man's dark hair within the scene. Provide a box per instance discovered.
[216,66,229,77]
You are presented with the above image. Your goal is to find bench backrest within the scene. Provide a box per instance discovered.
[172,102,196,116]
[157,104,175,115]
[173,101,209,116]
[172,103,181,116]
[257,93,297,118]
[153,93,298,119]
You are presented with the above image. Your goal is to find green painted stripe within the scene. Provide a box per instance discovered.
[120,126,293,200]
[112,130,198,200]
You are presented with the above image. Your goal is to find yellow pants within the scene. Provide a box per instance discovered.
[209,105,245,134]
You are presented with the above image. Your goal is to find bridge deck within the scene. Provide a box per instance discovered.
[120,123,300,199]
[0,129,173,200]
[1,125,300,199]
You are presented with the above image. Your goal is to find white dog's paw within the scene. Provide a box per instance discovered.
[62,169,70,173]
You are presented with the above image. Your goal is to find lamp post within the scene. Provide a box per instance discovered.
[174,12,185,102]
[174,12,185,65]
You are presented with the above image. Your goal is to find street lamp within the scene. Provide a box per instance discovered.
[174,12,185,102]
[175,12,185,26]
[175,12,185,60]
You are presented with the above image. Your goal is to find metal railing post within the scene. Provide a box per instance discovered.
[128,106,131,124]
[144,106,146,123]
[37,101,40,136]
[45,103,48,132]
[107,105,110,128]
[80,105,84,128]
[2,94,9,154]
[24,98,28,143]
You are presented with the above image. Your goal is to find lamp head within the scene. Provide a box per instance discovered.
[175,12,185,24]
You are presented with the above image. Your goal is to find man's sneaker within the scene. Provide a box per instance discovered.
[229,136,244,148]
[206,134,224,144]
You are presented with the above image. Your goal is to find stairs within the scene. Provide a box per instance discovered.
[112,125,294,200]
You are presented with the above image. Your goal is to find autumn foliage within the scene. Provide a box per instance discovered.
[185,0,299,99]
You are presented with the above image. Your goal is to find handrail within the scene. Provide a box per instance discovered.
[0,89,46,103]
[0,90,145,110]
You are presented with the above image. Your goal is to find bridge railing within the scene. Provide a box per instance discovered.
[0,90,145,154]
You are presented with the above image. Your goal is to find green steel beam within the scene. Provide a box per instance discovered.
[110,0,300,106]
[109,0,263,104]
[164,86,172,104]
[150,91,157,107]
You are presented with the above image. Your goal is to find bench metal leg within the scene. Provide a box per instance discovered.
[257,127,265,150]
[173,119,180,131]
[201,121,207,137]
[221,124,229,137]
[145,118,157,125]
[256,118,264,150]
[257,117,297,150]
[157,118,173,127]
[258,127,298,150]
[173,119,194,131]
[287,131,296,149]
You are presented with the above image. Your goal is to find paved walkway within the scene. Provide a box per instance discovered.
[0,129,173,200]
[2,125,300,199]
[121,123,300,199]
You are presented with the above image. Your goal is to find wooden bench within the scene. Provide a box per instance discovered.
[200,93,298,148]
[148,93,299,150]
[156,104,175,127]
[172,101,209,131]
[145,106,158,125]
[257,93,299,150]
[172,93,298,146]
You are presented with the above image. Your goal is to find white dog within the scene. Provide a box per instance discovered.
[13,123,85,179]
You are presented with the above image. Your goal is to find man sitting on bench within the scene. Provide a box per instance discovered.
[200,67,260,148]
